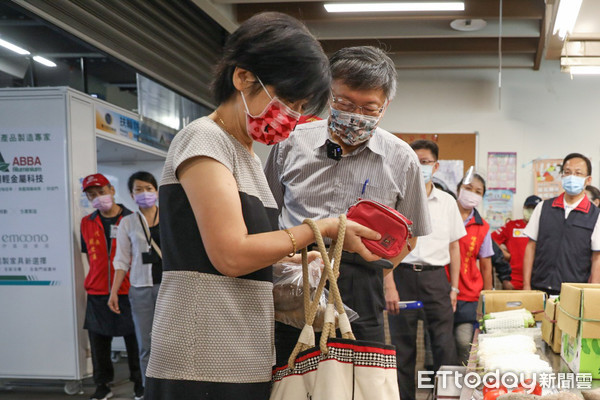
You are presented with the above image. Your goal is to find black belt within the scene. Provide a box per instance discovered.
[399,263,444,272]
[340,251,394,270]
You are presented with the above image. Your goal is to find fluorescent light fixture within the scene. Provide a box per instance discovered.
[324,2,464,13]
[560,57,600,75]
[567,66,600,75]
[33,55,56,67]
[0,37,30,55]
[553,0,583,39]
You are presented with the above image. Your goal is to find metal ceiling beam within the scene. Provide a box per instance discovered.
[391,53,534,69]
[319,37,539,55]
[308,19,540,40]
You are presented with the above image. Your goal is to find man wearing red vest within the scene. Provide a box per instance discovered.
[80,173,143,400]
[492,195,542,290]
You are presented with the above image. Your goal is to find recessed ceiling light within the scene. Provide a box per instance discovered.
[553,0,583,39]
[324,2,464,13]
[33,56,57,67]
[450,19,487,32]
[0,37,30,55]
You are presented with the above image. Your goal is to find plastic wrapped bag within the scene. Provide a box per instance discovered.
[273,259,359,331]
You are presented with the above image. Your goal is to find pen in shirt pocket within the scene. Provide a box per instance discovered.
[361,178,369,198]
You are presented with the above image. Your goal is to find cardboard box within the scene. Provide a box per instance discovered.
[556,283,600,379]
[478,290,547,322]
[541,297,561,353]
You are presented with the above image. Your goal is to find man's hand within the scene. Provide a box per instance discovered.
[449,290,457,312]
[384,273,400,314]
[502,280,515,290]
[107,293,120,314]
[385,286,400,315]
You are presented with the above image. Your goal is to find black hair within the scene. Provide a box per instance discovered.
[410,140,439,161]
[127,171,158,193]
[329,46,397,100]
[433,182,457,199]
[586,185,600,202]
[212,12,331,114]
[456,173,487,196]
[561,153,592,176]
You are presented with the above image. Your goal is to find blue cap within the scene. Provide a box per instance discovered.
[524,195,542,207]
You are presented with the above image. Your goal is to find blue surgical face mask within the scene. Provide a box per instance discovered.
[562,175,586,196]
[420,164,434,183]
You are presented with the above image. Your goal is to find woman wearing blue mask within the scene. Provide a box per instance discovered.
[109,171,161,400]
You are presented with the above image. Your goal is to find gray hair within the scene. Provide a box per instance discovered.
[329,46,397,100]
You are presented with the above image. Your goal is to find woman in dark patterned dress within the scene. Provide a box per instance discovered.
[144,12,381,400]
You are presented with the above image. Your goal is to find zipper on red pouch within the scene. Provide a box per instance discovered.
[352,199,413,234]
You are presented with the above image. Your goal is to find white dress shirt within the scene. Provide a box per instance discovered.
[403,187,466,266]
[113,211,158,287]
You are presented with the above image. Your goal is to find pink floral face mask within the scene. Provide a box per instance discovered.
[240,77,301,145]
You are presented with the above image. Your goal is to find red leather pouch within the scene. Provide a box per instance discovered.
[346,199,413,258]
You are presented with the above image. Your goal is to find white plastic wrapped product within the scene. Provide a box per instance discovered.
[272,259,359,330]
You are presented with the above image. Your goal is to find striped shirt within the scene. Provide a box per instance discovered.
[264,119,431,237]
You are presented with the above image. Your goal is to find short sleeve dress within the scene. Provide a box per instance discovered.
[145,117,279,400]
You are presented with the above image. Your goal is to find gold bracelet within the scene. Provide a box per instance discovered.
[284,228,297,257]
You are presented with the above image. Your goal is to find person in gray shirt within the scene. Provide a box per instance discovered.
[265,46,431,365]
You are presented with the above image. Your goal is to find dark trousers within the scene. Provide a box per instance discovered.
[388,267,458,400]
[533,286,561,297]
[275,258,385,366]
[88,331,142,386]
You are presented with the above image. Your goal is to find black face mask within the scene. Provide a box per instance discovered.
[326,139,342,161]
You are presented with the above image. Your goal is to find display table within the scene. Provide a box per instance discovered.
[458,329,600,399]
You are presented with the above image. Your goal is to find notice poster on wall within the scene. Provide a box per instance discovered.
[0,110,70,286]
[436,159,464,195]
[483,189,514,231]
[533,159,563,200]
[488,152,517,191]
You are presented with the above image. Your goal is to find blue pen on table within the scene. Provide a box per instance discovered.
[361,178,369,196]
[397,301,423,310]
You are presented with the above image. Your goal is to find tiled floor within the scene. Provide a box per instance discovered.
[0,359,135,400]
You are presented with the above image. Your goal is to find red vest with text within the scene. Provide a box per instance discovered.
[80,208,131,295]
[457,209,490,302]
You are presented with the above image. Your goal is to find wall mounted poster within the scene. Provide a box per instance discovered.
[533,159,563,200]
[483,189,514,231]
[488,152,517,191]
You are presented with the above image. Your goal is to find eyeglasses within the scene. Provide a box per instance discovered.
[331,94,385,117]
[561,171,588,178]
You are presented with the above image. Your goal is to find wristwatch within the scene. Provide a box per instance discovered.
[451,286,460,294]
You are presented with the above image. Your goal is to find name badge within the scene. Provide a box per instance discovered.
[110,225,119,239]
[512,228,524,238]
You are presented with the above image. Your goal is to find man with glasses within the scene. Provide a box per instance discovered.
[385,140,465,400]
[265,46,431,365]
[523,153,600,296]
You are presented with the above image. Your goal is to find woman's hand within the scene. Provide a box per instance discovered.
[282,250,322,265]
[107,292,120,314]
[321,218,381,262]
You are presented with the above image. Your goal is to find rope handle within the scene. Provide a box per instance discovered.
[287,215,355,369]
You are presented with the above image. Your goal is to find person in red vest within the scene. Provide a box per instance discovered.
[451,172,493,364]
[80,173,143,400]
[492,195,542,290]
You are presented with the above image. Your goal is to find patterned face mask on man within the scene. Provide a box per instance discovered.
[328,107,380,146]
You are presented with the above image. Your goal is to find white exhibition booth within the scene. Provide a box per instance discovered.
[0,87,166,393]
